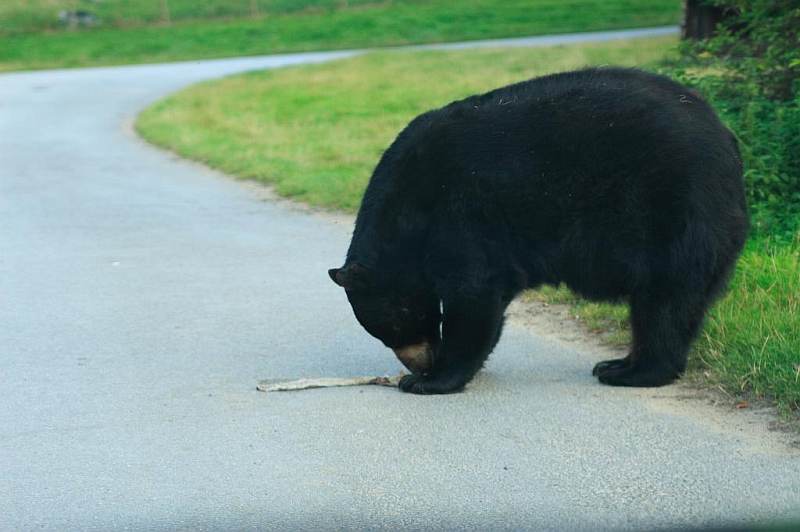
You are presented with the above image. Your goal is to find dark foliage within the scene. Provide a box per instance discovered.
[699,0,800,101]
[665,1,800,238]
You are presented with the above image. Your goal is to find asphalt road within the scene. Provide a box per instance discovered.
[2,27,799,531]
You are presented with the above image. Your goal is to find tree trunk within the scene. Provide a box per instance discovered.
[682,0,728,39]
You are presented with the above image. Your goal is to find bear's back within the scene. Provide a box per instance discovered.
[350,67,746,289]
[402,67,741,236]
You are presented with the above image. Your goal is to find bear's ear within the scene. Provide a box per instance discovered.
[328,262,371,290]
[328,268,342,285]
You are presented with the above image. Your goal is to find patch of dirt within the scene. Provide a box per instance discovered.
[508,297,800,451]
[507,298,627,358]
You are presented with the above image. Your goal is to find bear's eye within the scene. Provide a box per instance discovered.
[417,313,426,320]
[400,307,410,315]
[392,323,401,332]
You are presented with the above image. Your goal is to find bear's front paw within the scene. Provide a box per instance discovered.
[398,374,466,395]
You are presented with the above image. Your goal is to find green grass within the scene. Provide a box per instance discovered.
[137,35,800,414]
[137,37,677,210]
[0,0,681,71]
[698,239,799,412]
[524,286,632,348]
[0,0,381,34]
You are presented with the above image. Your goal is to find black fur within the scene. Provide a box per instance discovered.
[329,67,748,394]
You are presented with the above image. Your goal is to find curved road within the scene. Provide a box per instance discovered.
[2,27,799,530]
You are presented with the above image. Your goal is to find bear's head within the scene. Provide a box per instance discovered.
[328,262,441,375]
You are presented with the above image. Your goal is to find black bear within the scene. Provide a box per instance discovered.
[329,67,748,395]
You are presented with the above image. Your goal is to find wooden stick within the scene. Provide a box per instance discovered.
[257,374,404,393]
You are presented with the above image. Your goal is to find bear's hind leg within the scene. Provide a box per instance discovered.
[596,291,707,387]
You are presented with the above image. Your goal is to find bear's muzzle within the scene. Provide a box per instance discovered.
[392,342,433,375]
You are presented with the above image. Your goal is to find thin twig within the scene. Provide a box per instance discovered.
[257,374,404,392]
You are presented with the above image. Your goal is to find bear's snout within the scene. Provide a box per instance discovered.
[393,342,433,375]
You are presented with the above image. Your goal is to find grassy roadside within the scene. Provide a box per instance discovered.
[136,37,799,414]
[137,37,676,210]
[0,0,680,71]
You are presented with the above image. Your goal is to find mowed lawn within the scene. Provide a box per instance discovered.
[137,37,676,210]
[1,0,680,71]
[137,36,800,414]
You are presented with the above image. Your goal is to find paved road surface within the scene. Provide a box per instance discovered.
[2,27,799,531]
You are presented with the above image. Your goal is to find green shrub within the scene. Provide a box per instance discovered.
[660,1,800,239]
[700,0,800,101]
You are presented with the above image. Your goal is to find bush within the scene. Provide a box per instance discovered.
[699,0,800,101]
[661,1,800,238]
